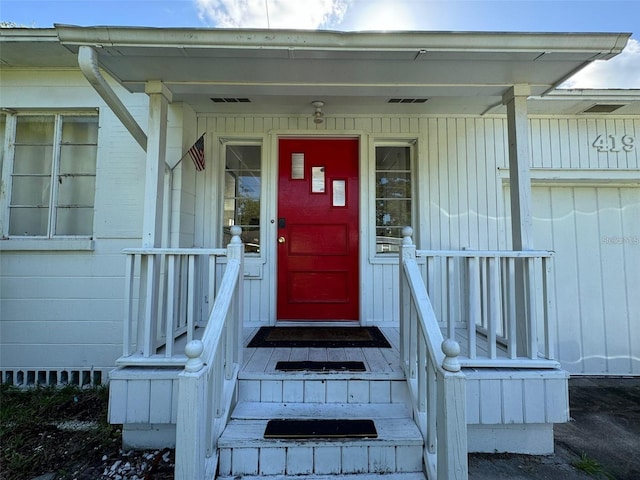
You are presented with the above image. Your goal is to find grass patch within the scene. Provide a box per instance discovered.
[573,452,614,479]
[0,384,121,480]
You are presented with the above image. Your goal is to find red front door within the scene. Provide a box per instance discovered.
[277,138,359,321]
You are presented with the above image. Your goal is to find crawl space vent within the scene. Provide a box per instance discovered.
[582,104,625,113]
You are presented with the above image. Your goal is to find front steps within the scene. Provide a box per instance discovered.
[217,368,426,478]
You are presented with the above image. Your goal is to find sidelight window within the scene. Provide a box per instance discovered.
[375,144,413,253]
[222,143,262,254]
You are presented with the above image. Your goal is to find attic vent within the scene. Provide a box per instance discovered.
[211,98,251,103]
[582,104,625,113]
[388,98,428,104]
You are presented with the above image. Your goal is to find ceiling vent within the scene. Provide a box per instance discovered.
[582,104,625,114]
[388,98,428,104]
[211,98,251,103]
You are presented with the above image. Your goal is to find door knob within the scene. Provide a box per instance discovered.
[278,236,286,243]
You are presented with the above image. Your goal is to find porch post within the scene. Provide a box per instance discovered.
[502,85,533,357]
[503,84,533,250]
[142,80,172,248]
[138,81,172,355]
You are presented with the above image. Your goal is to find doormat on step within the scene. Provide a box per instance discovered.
[275,360,367,372]
[247,326,391,348]
[264,419,378,439]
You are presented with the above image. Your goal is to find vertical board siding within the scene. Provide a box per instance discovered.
[464,371,569,425]
[531,185,640,375]
[529,117,639,170]
[200,114,638,377]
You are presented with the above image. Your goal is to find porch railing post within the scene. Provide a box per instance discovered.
[399,226,416,374]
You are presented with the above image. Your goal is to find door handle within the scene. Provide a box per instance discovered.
[278,236,286,244]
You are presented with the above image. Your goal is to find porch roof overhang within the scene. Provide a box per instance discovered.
[55,26,632,116]
[1,26,633,115]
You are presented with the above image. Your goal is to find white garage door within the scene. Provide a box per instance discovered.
[532,185,640,375]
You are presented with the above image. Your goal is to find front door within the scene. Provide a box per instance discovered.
[277,138,359,321]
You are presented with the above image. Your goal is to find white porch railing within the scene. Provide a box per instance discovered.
[174,226,244,480]
[399,227,467,480]
[121,245,227,365]
[416,246,556,367]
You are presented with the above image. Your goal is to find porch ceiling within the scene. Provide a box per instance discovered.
[2,26,633,115]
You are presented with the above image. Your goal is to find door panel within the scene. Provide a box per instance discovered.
[277,138,359,321]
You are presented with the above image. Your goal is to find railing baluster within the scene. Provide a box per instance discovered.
[141,255,157,357]
[527,257,538,360]
[165,254,176,357]
[187,254,196,343]
[447,256,456,339]
[507,257,517,359]
[426,357,437,454]
[543,257,555,359]
[123,253,136,357]
[467,256,479,360]
[487,257,498,359]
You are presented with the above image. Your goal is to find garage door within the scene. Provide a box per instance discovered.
[532,185,640,375]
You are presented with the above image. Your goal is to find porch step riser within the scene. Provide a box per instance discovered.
[238,379,410,404]
[219,444,424,476]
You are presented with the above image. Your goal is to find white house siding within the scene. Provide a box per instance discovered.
[197,113,638,376]
[0,71,188,383]
[1,66,638,378]
[519,116,639,375]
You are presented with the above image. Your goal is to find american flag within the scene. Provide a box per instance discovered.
[188,134,205,171]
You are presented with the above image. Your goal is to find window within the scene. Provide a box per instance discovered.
[222,143,262,254]
[5,114,98,237]
[375,145,413,253]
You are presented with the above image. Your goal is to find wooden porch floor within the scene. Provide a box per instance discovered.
[240,327,405,379]
[119,325,557,369]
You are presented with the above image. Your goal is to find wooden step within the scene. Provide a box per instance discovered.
[217,474,426,480]
[231,402,412,420]
[218,402,424,476]
[237,377,410,404]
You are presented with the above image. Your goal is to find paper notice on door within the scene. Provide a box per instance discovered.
[291,153,304,179]
[312,166,325,193]
[333,180,346,206]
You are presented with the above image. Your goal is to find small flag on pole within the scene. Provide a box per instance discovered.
[188,134,205,171]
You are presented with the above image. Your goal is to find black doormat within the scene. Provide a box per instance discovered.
[264,419,377,439]
[275,360,366,372]
[247,326,391,348]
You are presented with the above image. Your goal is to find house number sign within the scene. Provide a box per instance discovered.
[592,134,635,152]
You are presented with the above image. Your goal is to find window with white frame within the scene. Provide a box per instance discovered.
[222,142,262,254]
[375,144,413,253]
[4,114,98,237]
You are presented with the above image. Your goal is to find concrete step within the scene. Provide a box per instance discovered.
[218,402,424,476]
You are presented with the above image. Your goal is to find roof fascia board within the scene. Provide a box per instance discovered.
[55,25,630,57]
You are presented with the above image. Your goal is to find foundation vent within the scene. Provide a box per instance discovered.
[1,368,108,387]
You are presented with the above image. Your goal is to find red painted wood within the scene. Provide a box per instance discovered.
[277,138,359,320]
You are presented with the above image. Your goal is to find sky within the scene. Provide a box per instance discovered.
[1,0,639,88]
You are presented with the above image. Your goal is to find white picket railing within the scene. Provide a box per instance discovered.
[416,247,556,367]
[121,246,227,365]
[399,227,467,480]
[174,226,244,480]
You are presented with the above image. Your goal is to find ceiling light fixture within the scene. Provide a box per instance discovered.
[312,101,325,124]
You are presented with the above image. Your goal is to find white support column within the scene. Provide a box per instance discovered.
[142,81,172,248]
[502,85,534,357]
[502,84,533,251]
